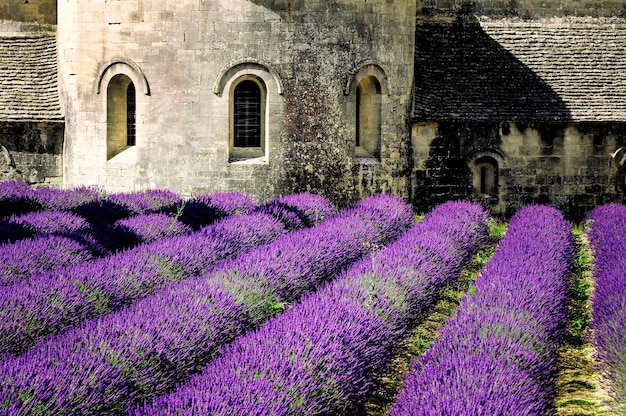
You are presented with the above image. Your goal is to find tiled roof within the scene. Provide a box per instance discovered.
[413,17,626,122]
[0,32,63,122]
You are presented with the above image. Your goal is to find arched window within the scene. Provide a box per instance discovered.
[107,74,136,160]
[355,76,381,160]
[230,76,266,161]
[234,80,261,148]
[473,156,498,196]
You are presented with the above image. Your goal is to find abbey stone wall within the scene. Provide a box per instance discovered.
[410,4,626,220]
[0,11,63,186]
[59,0,415,204]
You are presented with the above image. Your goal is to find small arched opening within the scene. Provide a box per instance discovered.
[229,75,266,161]
[355,75,382,160]
[107,74,136,160]
[473,156,499,196]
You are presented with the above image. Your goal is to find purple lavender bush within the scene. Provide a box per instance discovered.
[0,194,411,414]
[0,235,95,286]
[133,201,487,415]
[270,192,335,224]
[389,204,574,415]
[84,191,258,251]
[177,191,259,229]
[0,210,91,243]
[71,189,181,225]
[96,213,192,251]
[253,192,338,230]
[585,203,626,407]
[0,193,334,356]
[0,180,41,217]
[0,181,103,219]
[106,189,183,216]
[30,185,102,211]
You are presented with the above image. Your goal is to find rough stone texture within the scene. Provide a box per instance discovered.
[0,121,64,184]
[413,15,626,122]
[416,0,626,18]
[0,0,57,24]
[0,22,64,186]
[58,0,415,203]
[412,121,626,221]
[0,29,63,122]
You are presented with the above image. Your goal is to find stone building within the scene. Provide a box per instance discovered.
[411,6,626,220]
[1,0,626,219]
[0,20,63,186]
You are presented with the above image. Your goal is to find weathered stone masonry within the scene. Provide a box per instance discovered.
[57,0,415,205]
[411,13,626,220]
[0,23,63,186]
[2,0,626,220]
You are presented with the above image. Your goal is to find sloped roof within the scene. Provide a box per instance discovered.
[413,16,626,122]
[0,32,63,122]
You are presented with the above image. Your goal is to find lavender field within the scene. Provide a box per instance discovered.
[0,180,623,415]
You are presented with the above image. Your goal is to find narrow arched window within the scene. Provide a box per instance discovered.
[355,76,381,160]
[230,76,266,161]
[107,74,136,160]
[234,80,261,148]
[474,157,498,195]
[480,166,487,194]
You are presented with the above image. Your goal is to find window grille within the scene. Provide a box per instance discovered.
[234,80,261,148]
[126,82,136,146]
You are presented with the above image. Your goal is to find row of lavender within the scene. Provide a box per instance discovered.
[0,194,414,414]
[389,205,575,415]
[0,193,336,355]
[0,192,262,286]
[0,180,213,225]
[585,203,626,408]
[133,201,489,415]
[0,180,268,284]
[0,180,263,231]
[0,181,184,244]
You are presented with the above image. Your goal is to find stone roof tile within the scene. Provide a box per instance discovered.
[413,17,626,122]
[0,33,63,122]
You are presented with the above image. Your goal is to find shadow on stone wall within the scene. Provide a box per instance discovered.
[417,0,626,19]
[0,122,63,184]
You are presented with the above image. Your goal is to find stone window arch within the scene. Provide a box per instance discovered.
[472,155,499,196]
[106,74,136,160]
[214,60,283,163]
[345,61,389,161]
[96,59,149,161]
[356,76,382,159]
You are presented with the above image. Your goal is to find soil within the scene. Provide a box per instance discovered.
[553,341,616,416]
